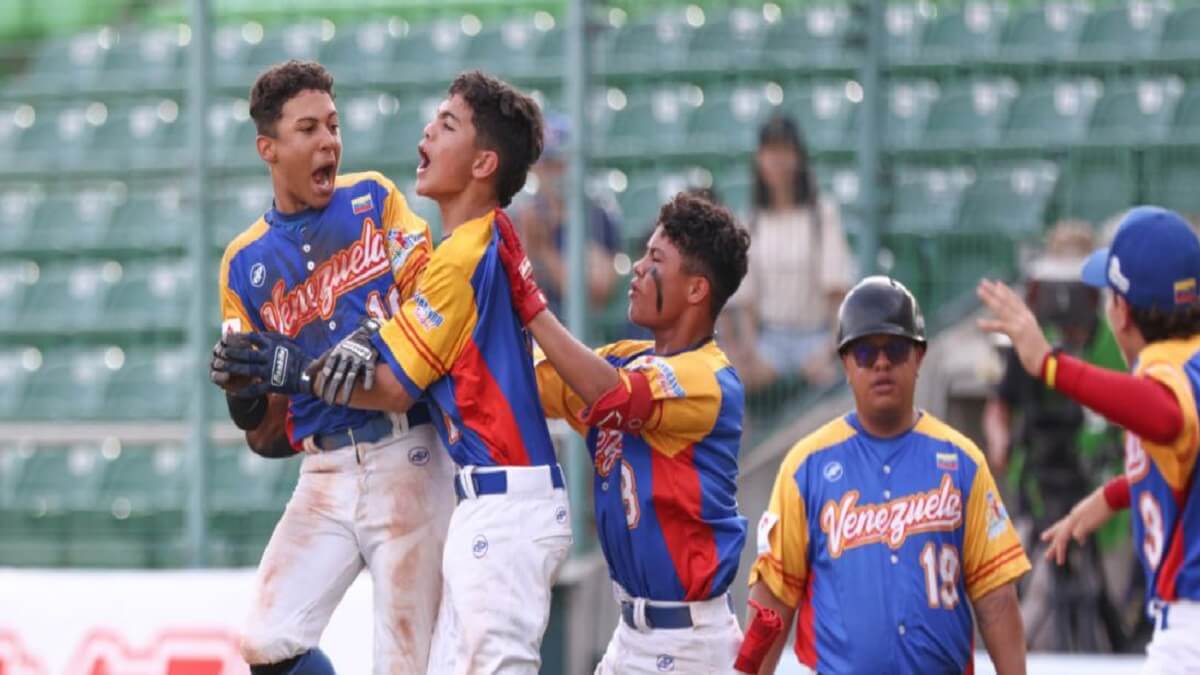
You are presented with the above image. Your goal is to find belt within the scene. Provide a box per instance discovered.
[619,593,734,631]
[454,464,565,501]
[312,404,431,451]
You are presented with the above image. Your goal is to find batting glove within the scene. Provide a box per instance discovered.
[218,332,315,399]
[315,317,382,407]
[494,208,548,325]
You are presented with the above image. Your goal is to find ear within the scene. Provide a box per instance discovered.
[257,134,276,164]
[1113,294,1136,334]
[472,149,499,182]
[686,275,711,308]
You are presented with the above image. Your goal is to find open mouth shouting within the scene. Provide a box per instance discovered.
[312,160,336,199]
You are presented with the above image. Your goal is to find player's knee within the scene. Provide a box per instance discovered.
[247,648,337,675]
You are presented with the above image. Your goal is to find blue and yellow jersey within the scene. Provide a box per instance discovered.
[750,412,1030,674]
[1128,336,1200,604]
[372,209,557,468]
[218,171,431,445]
[535,338,747,601]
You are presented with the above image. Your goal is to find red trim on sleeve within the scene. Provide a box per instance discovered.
[580,372,655,433]
[1102,475,1131,511]
[794,573,818,669]
[1052,354,1183,445]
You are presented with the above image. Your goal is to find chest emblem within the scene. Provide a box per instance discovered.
[820,474,963,558]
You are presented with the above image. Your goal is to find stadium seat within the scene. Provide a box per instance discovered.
[208,442,288,512]
[0,184,45,252]
[684,7,766,71]
[850,79,939,148]
[20,260,122,333]
[1087,77,1182,144]
[210,23,260,87]
[0,259,36,327]
[242,21,329,80]
[1169,84,1200,142]
[10,443,107,514]
[0,346,36,419]
[21,184,124,254]
[959,161,1060,235]
[1058,151,1138,227]
[18,346,121,419]
[1158,6,1200,58]
[9,100,103,171]
[106,260,193,333]
[106,185,192,252]
[337,91,398,167]
[916,2,1005,63]
[11,30,114,94]
[460,18,554,80]
[389,19,469,84]
[100,26,185,90]
[376,95,442,165]
[884,3,929,63]
[319,19,397,80]
[1073,4,1166,61]
[782,80,859,150]
[685,83,781,154]
[920,79,1017,149]
[98,442,188,513]
[714,163,753,222]
[1001,78,1102,147]
[598,10,691,75]
[761,5,852,69]
[928,232,1020,308]
[996,3,1086,62]
[1144,151,1200,217]
[887,166,972,233]
[615,169,698,251]
[210,181,273,246]
[595,85,697,159]
[85,98,184,171]
[106,346,194,419]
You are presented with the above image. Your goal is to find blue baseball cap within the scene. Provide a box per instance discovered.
[541,111,570,162]
[1080,206,1200,310]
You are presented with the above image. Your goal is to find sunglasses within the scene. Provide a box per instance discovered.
[846,339,914,368]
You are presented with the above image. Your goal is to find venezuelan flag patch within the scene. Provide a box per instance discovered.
[352,193,373,215]
[1175,278,1196,305]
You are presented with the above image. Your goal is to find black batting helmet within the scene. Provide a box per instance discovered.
[836,276,926,352]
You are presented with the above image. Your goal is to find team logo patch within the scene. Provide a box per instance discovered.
[412,292,444,331]
[555,505,568,524]
[656,655,675,672]
[408,446,430,466]
[820,474,963,558]
[250,262,267,288]
[1175,278,1197,305]
[756,511,779,555]
[352,193,373,215]
[986,491,1009,541]
[269,347,288,387]
[823,461,844,482]
[387,230,426,275]
[648,358,686,398]
[936,452,958,472]
[472,534,488,558]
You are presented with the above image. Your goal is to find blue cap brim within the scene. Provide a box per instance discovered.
[1080,248,1110,289]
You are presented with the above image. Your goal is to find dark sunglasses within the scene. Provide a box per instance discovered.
[846,339,914,368]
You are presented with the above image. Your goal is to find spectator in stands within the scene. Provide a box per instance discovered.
[514,112,623,321]
[722,115,854,393]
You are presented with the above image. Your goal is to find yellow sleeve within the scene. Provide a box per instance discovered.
[380,176,433,301]
[218,248,254,335]
[963,461,1031,601]
[628,351,724,457]
[533,347,589,434]
[748,448,810,608]
[1136,360,1200,490]
[375,251,477,395]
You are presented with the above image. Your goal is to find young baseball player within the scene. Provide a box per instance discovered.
[491,191,752,673]
[208,60,454,675]
[232,70,570,674]
[978,206,1200,672]
[748,276,1030,675]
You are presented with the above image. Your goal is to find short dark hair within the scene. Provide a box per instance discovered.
[448,70,543,207]
[249,60,335,137]
[657,192,751,318]
[1129,304,1200,343]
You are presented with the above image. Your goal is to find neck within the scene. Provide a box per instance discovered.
[652,316,713,355]
[271,173,306,214]
[438,186,498,236]
[858,405,917,438]
[768,185,794,211]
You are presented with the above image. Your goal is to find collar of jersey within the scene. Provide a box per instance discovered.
[845,410,924,442]
[266,203,322,233]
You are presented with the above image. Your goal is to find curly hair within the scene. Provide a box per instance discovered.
[658,192,751,318]
[448,71,543,207]
[1129,304,1200,343]
[249,60,335,137]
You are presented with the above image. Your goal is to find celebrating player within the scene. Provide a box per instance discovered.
[209,60,454,674]
[492,192,751,672]
[978,206,1200,671]
[748,276,1030,674]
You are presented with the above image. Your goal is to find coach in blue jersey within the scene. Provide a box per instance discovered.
[494,192,752,673]
[749,277,1030,675]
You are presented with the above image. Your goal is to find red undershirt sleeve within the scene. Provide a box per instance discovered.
[1048,353,1183,446]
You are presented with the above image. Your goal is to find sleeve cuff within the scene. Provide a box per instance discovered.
[371,331,425,401]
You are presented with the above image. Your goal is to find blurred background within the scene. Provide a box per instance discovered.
[0,0,1194,672]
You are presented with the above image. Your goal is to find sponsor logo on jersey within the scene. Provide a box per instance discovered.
[250,262,267,288]
[351,193,373,215]
[757,511,780,555]
[595,428,623,477]
[412,291,444,330]
[630,355,686,399]
[985,491,1009,540]
[387,229,426,276]
[259,220,389,337]
[1176,278,1197,305]
[823,461,844,482]
[936,452,958,472]
[820,474,963,558]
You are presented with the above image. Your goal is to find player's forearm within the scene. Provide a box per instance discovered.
[342,365,416,414]
[974,583,1026,675]
[528,311,619,406]
[245,394,297,458]
[745,583,796,675]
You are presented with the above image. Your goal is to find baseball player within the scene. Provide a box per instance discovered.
[209,60,454,674]
[748,276,1030,675]
[978,206,1200,672]
[232,71,572,674]
[493,191,752,673]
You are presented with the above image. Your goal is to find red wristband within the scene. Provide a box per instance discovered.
[1102,475,1131,511]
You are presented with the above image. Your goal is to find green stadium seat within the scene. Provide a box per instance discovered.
[208,442,289,512]
[917,3,1005,63]
[685,83,781,154]
[595,85,698,159]
[0,347,36,418]
[18,347,121,419]
[106,260,193,333]
[106,346,193,419]
[0,185,43,252]
[12,31,114,93]
[598,11,691,75]
[888,166,972,233]
[885,3,928,63]
[878,232,932,310]
[334,91,396,168]
[460,18,553,80]
[761,5,852,69]
[86,98,184,171]
[211,182,273,246]
[714,164,753,222]
[996,4,1086,62]
[920,79,1017,149]
[959,161,1060,236]
[242,21,329,79]
[11,444,107,514]
[1088,77,1183,144]
[10,100,101,171]
[1001,78,1102,147]
[782,80,859,150]
[388,20,468,84]
[1145,151,1200,217]
[1169,84,1200,142]
[1058,151,1137,228]
[20,184,123,254]
[927,232,1020,309]
[211,23,259,87]
[684,7,767,71]
[107,185,192,252]
[99,443,188,513]
[376,95,443,165]
[1074,5,1166,61]
[20,260,122,332]
[615,169,696,250]
[100,26,186,90]
[1159,6,1200,57]
[850,79,939,148]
